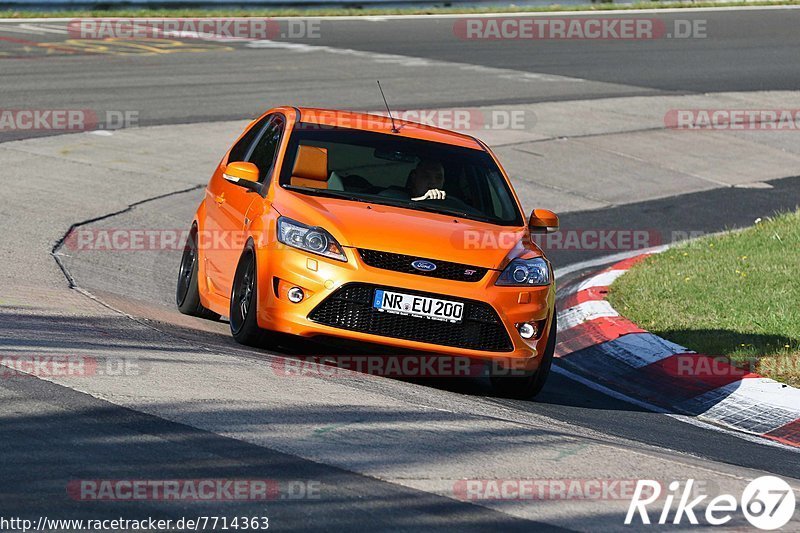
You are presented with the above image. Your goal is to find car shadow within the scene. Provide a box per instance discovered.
[3,308,799,479]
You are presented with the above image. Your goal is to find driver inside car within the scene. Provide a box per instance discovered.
[409,159,447,201]
[379,159,447,201]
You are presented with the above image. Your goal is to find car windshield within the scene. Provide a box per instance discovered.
[279,123,524,226]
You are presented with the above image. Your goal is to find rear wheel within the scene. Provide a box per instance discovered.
[176,226,219,320]
[490,314,557,400]
[230,248,269,347]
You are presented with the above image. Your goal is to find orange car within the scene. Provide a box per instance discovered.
[177,107,559,398]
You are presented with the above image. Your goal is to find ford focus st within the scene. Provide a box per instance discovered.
[177,106,559,398]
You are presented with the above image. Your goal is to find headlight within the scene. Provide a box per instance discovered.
[277,217,347,262]
[496,257,550,286]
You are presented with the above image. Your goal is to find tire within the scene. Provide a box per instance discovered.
[490,314,557,400]
[229,247,270,347]
[176,226,220,320]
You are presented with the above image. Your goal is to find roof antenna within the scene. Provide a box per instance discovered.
[377,80,399,133]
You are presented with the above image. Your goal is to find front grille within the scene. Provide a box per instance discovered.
[358,249,488,282]
[308,283,513,352]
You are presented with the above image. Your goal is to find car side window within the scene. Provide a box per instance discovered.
[228,114,272,163]
[248,116,285,183]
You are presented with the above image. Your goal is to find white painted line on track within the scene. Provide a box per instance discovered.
[18,23,68,34]
[246,39,587,84]
[35,23,72,33]
[0,24,43,34]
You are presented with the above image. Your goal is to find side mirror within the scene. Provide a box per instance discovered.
[223,161,261,193]
[529,208,559,234]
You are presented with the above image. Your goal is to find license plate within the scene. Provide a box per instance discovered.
[372,290,464,323]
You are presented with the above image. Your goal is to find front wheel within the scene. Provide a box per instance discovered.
[176,226,220,320]
[490,314,557,400]
[229,247,270,347]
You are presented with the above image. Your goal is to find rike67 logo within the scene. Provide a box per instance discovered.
[626,476,796,530]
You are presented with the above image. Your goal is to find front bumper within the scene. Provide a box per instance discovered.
[255,244,555,367]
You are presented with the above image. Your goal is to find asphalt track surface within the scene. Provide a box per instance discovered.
[1,7,800,531]
[1,7,799,141]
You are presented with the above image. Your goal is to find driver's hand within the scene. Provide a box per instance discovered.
[412,189,447,201]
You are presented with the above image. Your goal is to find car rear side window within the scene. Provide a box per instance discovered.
[228,115,271,163]
[249,116,285,182]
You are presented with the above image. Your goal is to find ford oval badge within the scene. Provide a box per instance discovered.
[411,260,437,272]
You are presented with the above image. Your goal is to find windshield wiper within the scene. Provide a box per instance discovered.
[404,202,497,223]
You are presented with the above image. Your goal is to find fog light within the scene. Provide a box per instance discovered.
[518,322,537,339]
[287,287,304,303]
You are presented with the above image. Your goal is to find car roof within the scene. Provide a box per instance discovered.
[293,107,485,151]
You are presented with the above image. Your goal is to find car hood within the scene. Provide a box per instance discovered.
[273,191,533,270]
